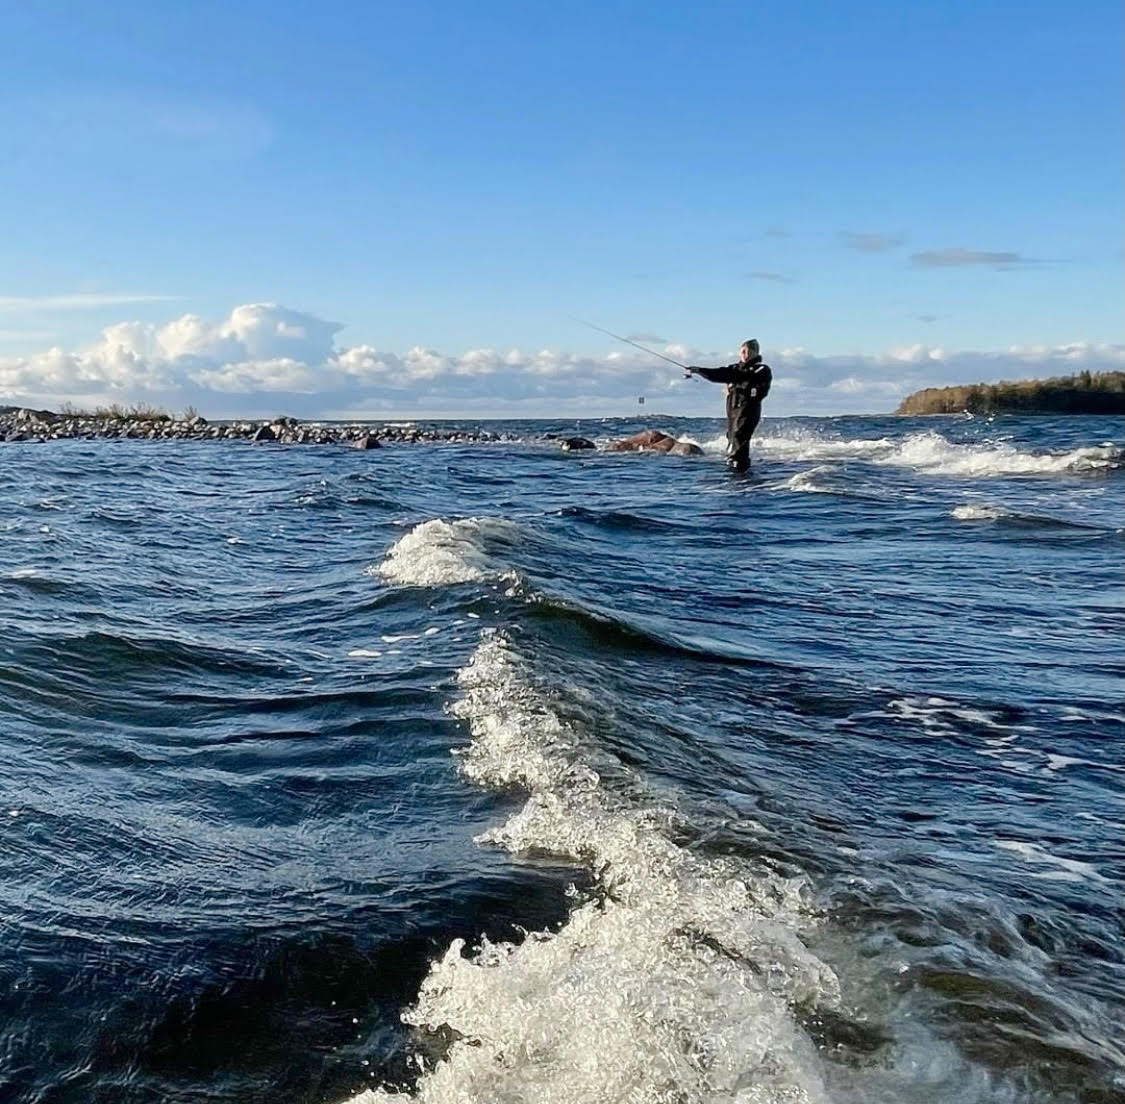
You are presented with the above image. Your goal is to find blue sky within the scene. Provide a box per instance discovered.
[1,0,1121,417]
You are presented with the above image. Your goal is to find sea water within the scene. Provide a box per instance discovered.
[1,414,1122,1104]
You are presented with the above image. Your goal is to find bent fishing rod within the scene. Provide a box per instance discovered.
[570,316,696,377]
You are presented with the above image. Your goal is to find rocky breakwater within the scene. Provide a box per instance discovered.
[0,406,513,448]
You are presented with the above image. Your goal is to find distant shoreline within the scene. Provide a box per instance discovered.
[897,371,1125,415]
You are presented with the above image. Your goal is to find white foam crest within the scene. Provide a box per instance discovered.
[756,428,1121,478]
[885,434,1120,476]
[353,632,837,1104]
[372,517,522,587]
[994,839,1108,884]
[883,696,1034,736]
[951,504,1007,521]
[755,428,899,464]
[1045,754,1095,772]
[784,465,838,493]
[692,432,728,455]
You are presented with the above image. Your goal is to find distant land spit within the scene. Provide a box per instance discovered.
[897,371,1125,415]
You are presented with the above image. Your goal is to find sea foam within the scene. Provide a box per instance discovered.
[784,465,840,493]
[950,504,1007,521]
[350,630,838,1104]
[372,517,522,587]
[756,429,1122,478]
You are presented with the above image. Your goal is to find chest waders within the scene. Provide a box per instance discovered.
[725,387,763,472]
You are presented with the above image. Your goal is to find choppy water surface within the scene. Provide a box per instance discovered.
[1,414,1122,1104]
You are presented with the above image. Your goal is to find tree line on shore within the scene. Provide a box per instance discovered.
[897,370,1125,415]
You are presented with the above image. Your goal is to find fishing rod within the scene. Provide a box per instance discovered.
[570,316,695,377]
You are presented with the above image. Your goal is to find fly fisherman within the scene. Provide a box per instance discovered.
[686,339,772,472]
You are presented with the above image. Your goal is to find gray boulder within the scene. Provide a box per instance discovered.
[561,436,596,451]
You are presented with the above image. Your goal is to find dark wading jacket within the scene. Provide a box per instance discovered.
[690,358,772,438]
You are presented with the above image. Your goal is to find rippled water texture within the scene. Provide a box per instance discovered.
[1,414,1122,1104]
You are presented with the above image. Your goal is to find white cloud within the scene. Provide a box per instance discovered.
[885,344,944,364]
[828,377,904,395]
[1,301,1121,418]
[0,293,179,311]
[220,303,341,362]
[191,358,322,394]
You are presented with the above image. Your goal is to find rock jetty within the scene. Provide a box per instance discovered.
[0,407,709,457]
[0,406,514,447]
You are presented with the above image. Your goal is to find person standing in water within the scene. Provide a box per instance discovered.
[686,339,772,472]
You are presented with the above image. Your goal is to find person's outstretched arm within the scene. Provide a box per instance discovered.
[686,363,739,383]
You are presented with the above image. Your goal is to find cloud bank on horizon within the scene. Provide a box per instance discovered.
[2,302,1121,419]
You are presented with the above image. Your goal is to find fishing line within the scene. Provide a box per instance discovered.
[570,316,694,375]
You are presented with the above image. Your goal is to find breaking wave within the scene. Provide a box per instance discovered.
[950,503,1120,535]
[372,517,524,587]
[756,429,1122,478]
[950,504,1008,521]
[350,630,838,1104]
[374,518,777,668]
[552,424,1122,481]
